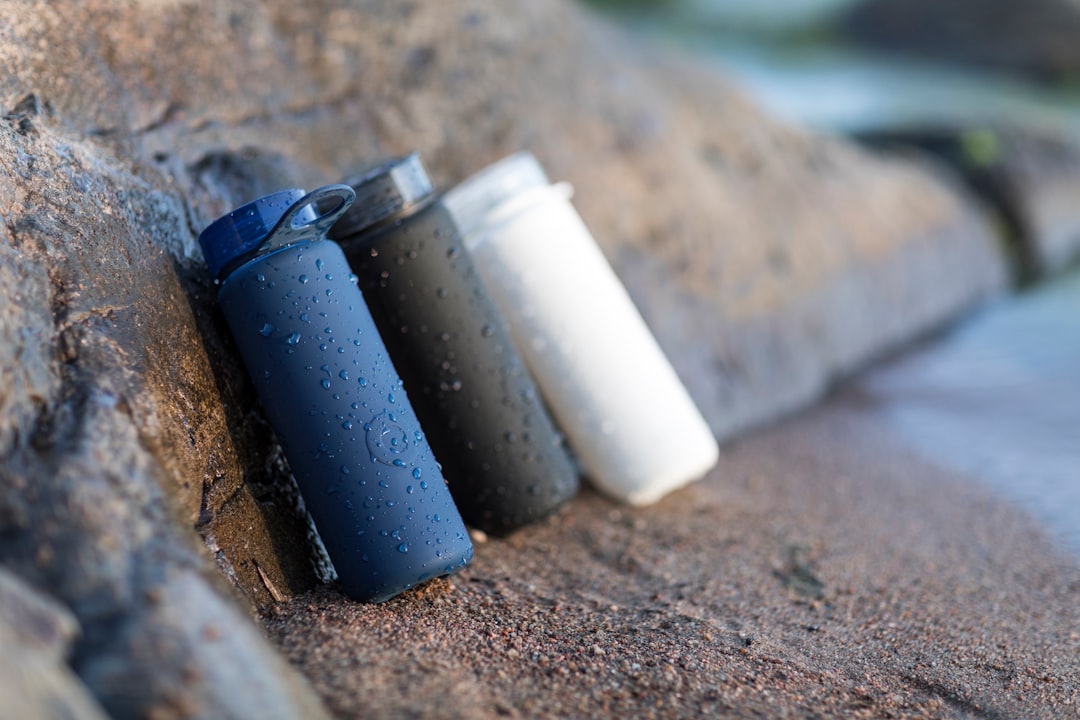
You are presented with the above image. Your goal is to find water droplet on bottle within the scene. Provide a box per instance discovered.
[397,543,409,554]
[412,467,422,480]
[340,465,350,475]
[315,258,324,271]
[257,273,266,282]
[392,459,405,468]
[325,288,333,297]
[259,323,275,336]
[432,514,441,523]
[358,377,368,387]
[321,378,331,390]
[299,313,309,323]
[338,370,349,381]
[342,420,353,430]
[446,246,459,260]
[387,392,396,404]
[348,273,359,285]
[287,332,301,345]
[299,274,309,284]
[481,324,494,338]
[505,431,517,443]
[420,481,428,490]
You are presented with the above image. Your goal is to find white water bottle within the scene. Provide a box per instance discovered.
[442,152,719,505]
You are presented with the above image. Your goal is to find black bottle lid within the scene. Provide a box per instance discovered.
[329,152,435,239]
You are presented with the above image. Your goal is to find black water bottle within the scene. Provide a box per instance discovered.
[199,185,472,602]
[329,154,578,535]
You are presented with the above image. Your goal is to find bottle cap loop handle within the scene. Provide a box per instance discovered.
[199,184,356,282]
[260,184,356,255]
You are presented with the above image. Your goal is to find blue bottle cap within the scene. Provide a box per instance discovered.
[199,186,356,281]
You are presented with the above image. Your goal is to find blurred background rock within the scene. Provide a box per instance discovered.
[585,0,1080,279]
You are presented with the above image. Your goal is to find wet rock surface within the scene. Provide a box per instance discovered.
[0,0,1045,717]
[0,76,330,717]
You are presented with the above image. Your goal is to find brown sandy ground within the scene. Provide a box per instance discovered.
[263,394,1080,719]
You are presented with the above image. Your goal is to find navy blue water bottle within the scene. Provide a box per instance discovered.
[329,154,579,535]
[198,185,472,602]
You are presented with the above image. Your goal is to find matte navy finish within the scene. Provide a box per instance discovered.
[330,155,579,535]
[200,186,472,602]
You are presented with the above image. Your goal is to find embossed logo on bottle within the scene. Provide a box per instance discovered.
[365,411,418,466]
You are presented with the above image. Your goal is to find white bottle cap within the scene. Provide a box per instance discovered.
[443,152,552,240]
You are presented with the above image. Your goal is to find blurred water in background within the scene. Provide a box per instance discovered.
[586,0,1080,554]
[584,0,1080,136]
[862,271,1080,554]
